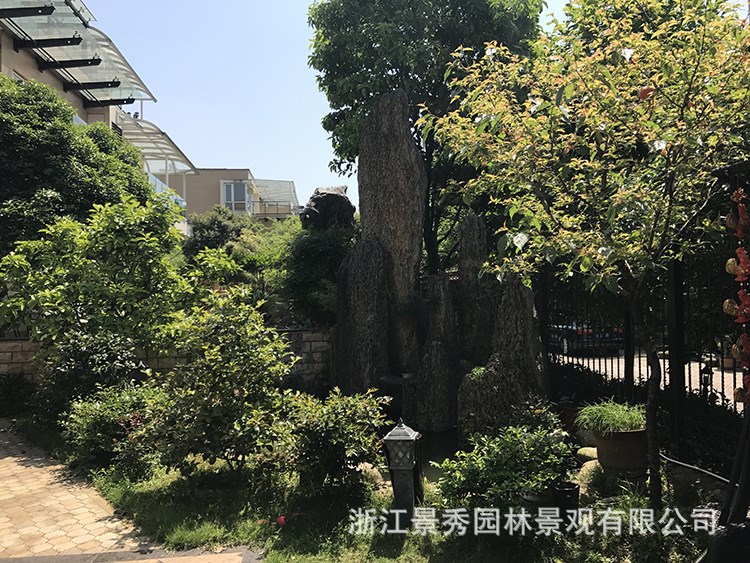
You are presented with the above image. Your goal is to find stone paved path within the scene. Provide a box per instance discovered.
[0,422,153,559]
[0,422,264,562]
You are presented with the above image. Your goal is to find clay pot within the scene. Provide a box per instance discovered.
[554,402,580,435]
[594,429,648,475]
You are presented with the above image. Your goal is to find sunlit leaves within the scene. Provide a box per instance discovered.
[428,0,750,292]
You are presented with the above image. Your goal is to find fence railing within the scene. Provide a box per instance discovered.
[540,243,745,458]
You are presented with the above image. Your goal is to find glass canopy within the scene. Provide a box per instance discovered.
[0,0,155,104]
[118,112,198,177]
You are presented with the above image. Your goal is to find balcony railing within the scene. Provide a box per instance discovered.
[252,200,296,217]
[148,173,186,209]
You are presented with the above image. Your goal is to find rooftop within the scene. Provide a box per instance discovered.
[0,0,155,107]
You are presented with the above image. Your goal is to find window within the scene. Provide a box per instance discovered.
[223,181,248,212]
[11,71,25,83]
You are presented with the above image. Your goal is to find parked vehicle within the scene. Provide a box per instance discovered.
[549,323,623,356]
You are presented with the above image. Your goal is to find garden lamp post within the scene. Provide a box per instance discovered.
[383,419,423,525]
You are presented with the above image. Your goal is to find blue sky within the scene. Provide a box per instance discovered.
[85,0,567,208]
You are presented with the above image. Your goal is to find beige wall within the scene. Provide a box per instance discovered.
[157,168,262,217]
[0,27,115,125]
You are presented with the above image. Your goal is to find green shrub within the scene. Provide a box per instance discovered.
[285,388,389,492]
[152,286,292,475]
[437,426,573,510]
[576,400,645,435]
[509,400,565,433]
[183,205,254,260]
[62,382,164,478]
[0,372,34,417]
[283,228,353,324]
[0,76,151,255]
[32,330,143,421]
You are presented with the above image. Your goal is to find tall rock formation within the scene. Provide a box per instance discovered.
[457,273,550,439]
[457,214,495,365]
[357,89,426,375]
[332,236,390,394]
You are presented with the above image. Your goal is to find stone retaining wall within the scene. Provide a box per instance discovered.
[0,328,333,393]
[281,328,332,395]
[0,340,39,379]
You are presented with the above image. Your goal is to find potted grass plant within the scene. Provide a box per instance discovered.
[576,400,647,475]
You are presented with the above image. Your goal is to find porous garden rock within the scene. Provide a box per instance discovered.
[576,447,598,463]
[332,236,389,393]
[492,273,550,395]
[457,352,531,439]
[406,274,459,431]
[300,186,356,231]
[358,89,426,375]
[458,214,494,364]
[457,273,550,439]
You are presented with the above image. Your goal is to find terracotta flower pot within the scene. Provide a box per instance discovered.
[594,429,648,475]
[553,481,580,514]
[554,403,580,435]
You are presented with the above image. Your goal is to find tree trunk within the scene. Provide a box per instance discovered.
[629,294,663,510]
[643,342,663,510]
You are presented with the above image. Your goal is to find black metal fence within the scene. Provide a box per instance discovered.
[540,241,743,413]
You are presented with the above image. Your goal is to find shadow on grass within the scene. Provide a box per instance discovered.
[96,466,380,556]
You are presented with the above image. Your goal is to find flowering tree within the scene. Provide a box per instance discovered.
[427,0,750,507]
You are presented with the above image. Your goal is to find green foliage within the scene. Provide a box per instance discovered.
[509,400,565,433]
[183,205,255,260]
[308,0,543,173]
[285,388,390,492]
[0,194,191,419]
[62,382,164,479]
[284,227,353,324]
[467,366,485,380]
[230,217,301,272]
[0,194,189,348]
[577,400,646,435]
[0,76,151,254]
[152,286,292,474]
[32,331,143,420]
[190,247,242,287]
[429,0,750,292]
[437,426,573,509]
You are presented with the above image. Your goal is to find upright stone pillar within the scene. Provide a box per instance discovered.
[492,273,550,396]
[458,214,494,364]
[358,89,426,375]
[457,273,550,439]
[332,236,390,393]
[407,273,459,432]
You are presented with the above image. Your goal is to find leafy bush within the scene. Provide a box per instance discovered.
[0,76,151,255]
[437,426,573,510]
[183,205,254,260]
[509,400,565,433]
[152,286,292,475]
[0,372,34,416]
[285,388,389,492]
[283,228,353,324]
[62,382,164,478]
[0,195,189,349]
[32,331,144,421]
[576,400,645,435]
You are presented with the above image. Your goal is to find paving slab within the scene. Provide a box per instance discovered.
[0,421,264,562]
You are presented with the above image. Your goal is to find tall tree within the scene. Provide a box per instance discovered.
[0,76,151,255]
[308,0,543,272]
[429,0,750,507]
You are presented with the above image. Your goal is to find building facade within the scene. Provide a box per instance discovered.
[172,169,300,221]
[0,1,298,227]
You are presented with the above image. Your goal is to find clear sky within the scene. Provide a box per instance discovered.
[84,0,567,209]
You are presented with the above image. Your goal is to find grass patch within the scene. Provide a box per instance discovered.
[92,464,709,562]
[577,400,645,435]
